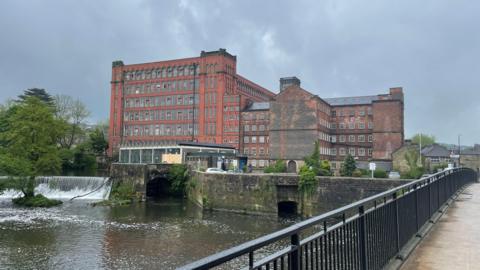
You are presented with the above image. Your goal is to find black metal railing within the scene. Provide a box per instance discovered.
[179,168,477,270]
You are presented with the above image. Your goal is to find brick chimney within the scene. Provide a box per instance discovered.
[389,87,404,101]
[279,77,301,92]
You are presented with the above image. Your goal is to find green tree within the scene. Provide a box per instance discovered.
[18,88,54,107]
[89,127,109,156]
[340,154,356,177]
[0,97,65,197]
[411,133,436,147]
[303,141,332,176]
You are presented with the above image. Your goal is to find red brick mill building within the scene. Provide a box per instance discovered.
[109,49,404,173]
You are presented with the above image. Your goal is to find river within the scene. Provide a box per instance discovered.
[0,196,299,269]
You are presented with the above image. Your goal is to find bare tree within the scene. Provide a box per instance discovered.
[54,95,90,149]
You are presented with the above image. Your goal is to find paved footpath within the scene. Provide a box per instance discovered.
[402,183,480,270]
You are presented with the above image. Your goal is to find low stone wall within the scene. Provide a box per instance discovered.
[188,172,411,216]
[110,163,174,199]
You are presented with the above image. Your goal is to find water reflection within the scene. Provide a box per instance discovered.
[0,198,299,269]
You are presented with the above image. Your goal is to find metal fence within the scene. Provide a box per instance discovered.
[179,168,477,270]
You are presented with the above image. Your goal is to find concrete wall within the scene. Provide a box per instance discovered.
[188,172,410,216]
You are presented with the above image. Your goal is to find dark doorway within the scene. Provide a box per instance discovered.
[287,160,297,173]
[146,176,170,198]
[278,201,298,216]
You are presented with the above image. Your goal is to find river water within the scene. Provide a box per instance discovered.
[0,197,299,269]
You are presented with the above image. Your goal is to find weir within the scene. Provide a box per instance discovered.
[0,176,112,200]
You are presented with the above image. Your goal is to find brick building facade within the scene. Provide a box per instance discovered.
[240,78,404,172]
[108,49,275,156]
[109,49,404,172]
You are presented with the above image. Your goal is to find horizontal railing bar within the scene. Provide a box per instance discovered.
[180,168,471,270]
[248,246,295,270]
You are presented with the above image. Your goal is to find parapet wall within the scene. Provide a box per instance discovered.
[189,172,410,216]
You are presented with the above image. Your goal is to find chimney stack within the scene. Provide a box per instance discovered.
[279,77,301,92]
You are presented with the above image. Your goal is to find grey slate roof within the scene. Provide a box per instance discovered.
[421,144,451,157]
[244,102,270,111]
[324,95,379,106]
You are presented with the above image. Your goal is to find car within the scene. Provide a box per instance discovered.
[206,168,226,174]
[388,171,401,179]
[227,169,243,174]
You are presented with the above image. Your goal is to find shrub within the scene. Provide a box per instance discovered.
[12,194,62,207]
[264,160,287,173]
[401,167,426,179]
[110,182,135,201]
[373,169,387,178]
[352,169,363,177]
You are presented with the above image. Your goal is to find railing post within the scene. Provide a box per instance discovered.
[290,233,300,270]
[414,184,419,231]
[358,205,368,270]
[428,178,432,216]
[393,192,400,252]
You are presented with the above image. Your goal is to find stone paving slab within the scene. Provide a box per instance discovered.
[401,183,480,270]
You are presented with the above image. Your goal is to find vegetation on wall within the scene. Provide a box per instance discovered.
[167,164,189,195]
[298,165,317,196]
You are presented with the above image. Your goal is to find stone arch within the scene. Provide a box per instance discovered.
[287,160,297,173]
[277,201,298,216]
[146,168,170,198]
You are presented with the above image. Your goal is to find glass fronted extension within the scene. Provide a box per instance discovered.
[118,142,237,164]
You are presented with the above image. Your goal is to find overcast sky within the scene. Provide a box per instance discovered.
[0,0,479,145]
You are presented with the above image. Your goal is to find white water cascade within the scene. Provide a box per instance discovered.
[0,176,112,200]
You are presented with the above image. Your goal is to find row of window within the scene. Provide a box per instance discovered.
[205,122,216,136]
[124,79,200,95]
[124,94,199,108]
[124,65,200,81]
[223,137,240,144]
[124,109,198,122]
[121,140,182,147]
[223,95,241,103]
[124,124,198,137]
[242,112,267,120]
[335,134,373,143]
[332,107,372,117]
[204,77,217,89]
[204,107,216,119]
[244,147,268,156]
[244,124,267,132]
[335,148,373,157]
[223,125,240,133]
[224,105,240,112]
[205,92,217,105]
[223,114,240,121]
[243,136,268,144]
[332,122,373,130]
[249,159,269,168]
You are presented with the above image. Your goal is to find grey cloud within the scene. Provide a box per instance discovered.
[0,0,478,145]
